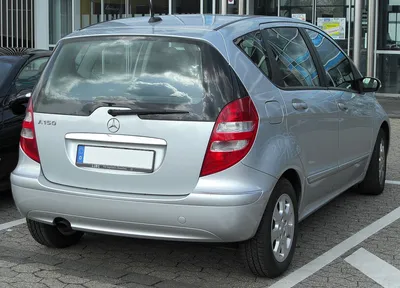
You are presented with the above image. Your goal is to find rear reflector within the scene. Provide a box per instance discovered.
[200,96,259,177]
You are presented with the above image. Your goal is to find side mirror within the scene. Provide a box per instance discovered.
[8,90,32,115]
[360,77,381,93]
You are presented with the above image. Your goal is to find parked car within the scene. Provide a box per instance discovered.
[10,15,389,278]
[0,48,51,190]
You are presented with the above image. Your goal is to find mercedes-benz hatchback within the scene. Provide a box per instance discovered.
[10,15,389,278]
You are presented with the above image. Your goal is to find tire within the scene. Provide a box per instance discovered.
[27,219,84,248]
[358,129,387,195]
[240,178,298,278]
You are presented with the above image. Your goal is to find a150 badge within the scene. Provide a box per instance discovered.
[37,120,57,126]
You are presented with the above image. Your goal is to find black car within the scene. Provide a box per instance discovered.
[0,48,51,190]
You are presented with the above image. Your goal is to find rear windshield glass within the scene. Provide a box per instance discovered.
[34,36,239,121]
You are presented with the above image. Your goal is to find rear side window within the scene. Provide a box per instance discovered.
[235,31,270,78]
[34,37,240,121]
[263,27,320,88]
[305,29,355,90]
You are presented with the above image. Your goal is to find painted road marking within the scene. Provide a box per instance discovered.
[345,248,400,288]
[0,219,25,231]
[269,205,400,288]
[386,180,400,185]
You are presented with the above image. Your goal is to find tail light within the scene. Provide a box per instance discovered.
[200,96,259,177]
[20,98,40,163]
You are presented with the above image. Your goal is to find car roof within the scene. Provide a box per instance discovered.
[65,14,308,40]
[0,47,52,57]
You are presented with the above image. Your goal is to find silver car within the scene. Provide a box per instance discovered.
[10,15,389,278]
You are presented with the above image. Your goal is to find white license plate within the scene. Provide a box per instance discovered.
[76,145,155,172]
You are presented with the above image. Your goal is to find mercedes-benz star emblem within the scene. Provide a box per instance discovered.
[107,118,120,133]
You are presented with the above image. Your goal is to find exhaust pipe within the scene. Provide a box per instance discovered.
[54,218,75,236]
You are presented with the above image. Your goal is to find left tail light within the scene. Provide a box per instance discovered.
[20,98,40,163]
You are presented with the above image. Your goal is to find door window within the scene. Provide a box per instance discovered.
[263,27,320,88]
[236,31,270,78]
[15,57,49,91]
[305,29,355,90]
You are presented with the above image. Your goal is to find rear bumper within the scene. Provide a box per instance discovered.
[11,159,277,242]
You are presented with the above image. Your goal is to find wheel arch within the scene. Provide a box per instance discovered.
[280,168,303,206]
[380,120,390,149]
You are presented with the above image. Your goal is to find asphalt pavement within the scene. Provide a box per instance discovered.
[377,96,400,118]
[1,110,400,288]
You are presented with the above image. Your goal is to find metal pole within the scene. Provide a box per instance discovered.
[277,0,281,16]
[373,0,378,76]
[149,0,153,15]
[312,0,316,24]
[1,1,3,47]
[72,0,76,29]
[16,0,19,47]
[6,0,8,47]
[353,0,362,68]
[101,0,104,22]
[347,0,352,56]
[238,0,244,15]
[20,0,23,47]
[366,0,376,76]
[125,0,129,18]
[221,0,227,14]
[11,0,13,47]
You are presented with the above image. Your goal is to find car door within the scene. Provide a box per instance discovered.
[304,28,375,192]
[0,56,25,180]
[1,56,49,177]
[261,24,340,215]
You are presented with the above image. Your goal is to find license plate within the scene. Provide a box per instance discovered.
[76,145,155,173]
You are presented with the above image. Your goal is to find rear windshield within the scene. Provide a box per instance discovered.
[34,36,240,121]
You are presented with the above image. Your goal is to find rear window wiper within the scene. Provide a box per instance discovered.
[108,109,189,117]
[82,101,135,115]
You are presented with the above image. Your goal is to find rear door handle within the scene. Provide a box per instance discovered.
[292,99,308,111]
[337,102,348,111]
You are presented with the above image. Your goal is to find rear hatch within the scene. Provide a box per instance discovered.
[32,35,242,196]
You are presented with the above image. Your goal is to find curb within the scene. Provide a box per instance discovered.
[376,95,400,100]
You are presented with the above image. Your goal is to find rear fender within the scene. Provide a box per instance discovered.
[242,132,306,208]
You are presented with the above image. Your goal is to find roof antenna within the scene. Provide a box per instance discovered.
[148,0,162,23]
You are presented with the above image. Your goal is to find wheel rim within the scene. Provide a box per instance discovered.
[379,138,386,185]
[271,194,295,263]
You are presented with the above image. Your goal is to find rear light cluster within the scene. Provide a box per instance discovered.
[200,96,259,177]
[20,98,40,163]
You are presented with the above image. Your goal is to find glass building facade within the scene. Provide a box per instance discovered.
[376,0,400,95]
[0,0,398,95]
